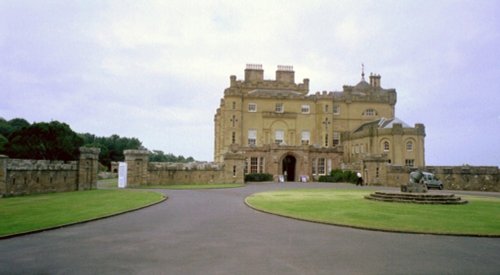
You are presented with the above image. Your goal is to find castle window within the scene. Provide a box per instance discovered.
[318,158,326,175]
[232,102,236,110]
[248,129,257,146]
[231,132,236,144]
[301,104,310,114]
[406,141,414,151]
[405,159,415,167]
[324,105,329,113]
[333,105,340,115]
[333,132,340,146]
[275,130,284,145]
[259,157,264,173]
[233,165,237,177]
[248,103,257,112]
[250,157,258,173]
[324,134,329,147]
[275,103,284,113]
[383,141,390,151]
[311,158,317,175]
[301,131,310,145]
[363,108,378,116]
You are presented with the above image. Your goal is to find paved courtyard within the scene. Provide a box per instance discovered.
[1,182,499,274]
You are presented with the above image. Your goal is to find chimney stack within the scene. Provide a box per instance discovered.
[244,64,264,82]
[275,65,295,84]
[369,73,381,88]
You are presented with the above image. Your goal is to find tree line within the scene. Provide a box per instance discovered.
[0,117,195,169]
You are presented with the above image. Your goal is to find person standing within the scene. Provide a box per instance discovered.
[356,172,363,186]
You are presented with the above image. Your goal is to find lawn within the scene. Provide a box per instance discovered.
[245,189,500,236]
[0,189,165,237]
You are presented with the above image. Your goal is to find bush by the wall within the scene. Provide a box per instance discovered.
[245,173,273,182]
[319,169,358,183]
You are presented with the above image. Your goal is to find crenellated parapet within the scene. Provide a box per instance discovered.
[225,64,309,96]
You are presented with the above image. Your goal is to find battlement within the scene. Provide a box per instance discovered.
[229,64,309,94]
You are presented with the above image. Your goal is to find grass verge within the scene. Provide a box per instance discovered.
[135,184,244,190]
[0,189,165,238]
[245,189,500,236]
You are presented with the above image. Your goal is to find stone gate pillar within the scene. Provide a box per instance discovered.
[124,150,149,187]
[78,147,101,190]
[0,155,7,197]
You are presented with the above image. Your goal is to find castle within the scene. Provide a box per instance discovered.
[214,64,425,182]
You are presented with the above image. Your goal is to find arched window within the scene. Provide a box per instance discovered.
[383,141,390,151]
[362,108,378,116]
[406,141,414,151]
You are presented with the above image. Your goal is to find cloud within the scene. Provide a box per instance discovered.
[0,0,499,164]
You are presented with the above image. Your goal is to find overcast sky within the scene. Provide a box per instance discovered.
[1,0,499,166]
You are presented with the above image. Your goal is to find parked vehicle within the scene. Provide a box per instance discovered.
[422,172,444,190]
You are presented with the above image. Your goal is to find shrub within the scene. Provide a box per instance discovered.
[245,173,274,182]
[319,170,358,184]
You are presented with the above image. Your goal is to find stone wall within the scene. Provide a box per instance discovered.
[362,162,499,192]
[0,147,100,197]
[426,166,499,192]
[123,150,245,186]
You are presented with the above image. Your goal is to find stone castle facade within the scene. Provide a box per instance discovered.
[214,64,426,182]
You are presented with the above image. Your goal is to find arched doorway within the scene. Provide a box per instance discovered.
[282,155,296,182]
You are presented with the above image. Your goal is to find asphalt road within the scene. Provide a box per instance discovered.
[1,182,499,274]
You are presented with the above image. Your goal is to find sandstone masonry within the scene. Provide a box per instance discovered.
[0,147,100,197]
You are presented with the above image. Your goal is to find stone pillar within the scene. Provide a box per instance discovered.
[124,150,149,187]
[0,155,7,197]
[223,152,246,184]
[78,147,100,191]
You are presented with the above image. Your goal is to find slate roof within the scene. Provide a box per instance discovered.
[354,117,411,133]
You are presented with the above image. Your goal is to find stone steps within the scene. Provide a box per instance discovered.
[365,191,468,205]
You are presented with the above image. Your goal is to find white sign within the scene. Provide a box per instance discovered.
[118,162,127,188]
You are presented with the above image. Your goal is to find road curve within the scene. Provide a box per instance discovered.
[1,182,499,274]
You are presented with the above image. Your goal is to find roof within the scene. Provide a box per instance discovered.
[354,80,371,90]
[354,117,411,133]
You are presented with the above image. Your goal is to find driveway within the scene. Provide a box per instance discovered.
[1,182,499,274]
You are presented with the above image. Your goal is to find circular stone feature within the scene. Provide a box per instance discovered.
[365,191,468,204]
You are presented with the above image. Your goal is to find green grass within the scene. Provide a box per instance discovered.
[135,184,244,190]
[0,189,165,237]
[246,189,500,236]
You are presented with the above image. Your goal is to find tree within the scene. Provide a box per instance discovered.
[4,121,83,160]
[149,150,195,163]
[80,133,143,168]
[0,134,7,152]
[0,117,30,138]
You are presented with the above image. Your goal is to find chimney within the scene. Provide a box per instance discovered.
[369,73,381,88]
[244,64,264,82]
[275,65,295,84]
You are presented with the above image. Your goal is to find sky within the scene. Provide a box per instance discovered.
[1,0,499,166]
